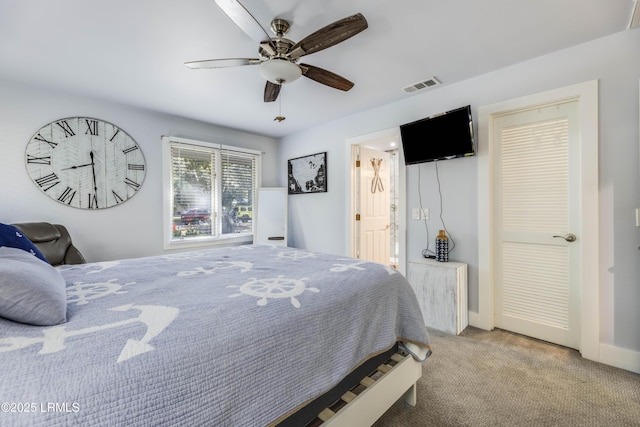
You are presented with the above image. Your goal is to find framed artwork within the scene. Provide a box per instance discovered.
[287,152,327,194]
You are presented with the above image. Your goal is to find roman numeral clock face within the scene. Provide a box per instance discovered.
[25,117,146,209]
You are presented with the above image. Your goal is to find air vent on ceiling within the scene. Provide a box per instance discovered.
[629,0,640,29]
[403,77,441,94]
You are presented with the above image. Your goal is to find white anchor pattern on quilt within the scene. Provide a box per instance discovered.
[276,250,316,260]
[330,260,369,272]
[177,261,253,277]
[382,265,398,275]
[227,275,319,308]
[56,260,121,274]
[330,260,398,275]
[66,278,135,305]
[0,304,179,362]
[162,251,207,261]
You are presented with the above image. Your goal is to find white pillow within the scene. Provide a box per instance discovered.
[0,246,67,325]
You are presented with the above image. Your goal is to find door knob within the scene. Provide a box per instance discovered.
[553,233,577,242]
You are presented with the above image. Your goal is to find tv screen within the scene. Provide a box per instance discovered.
[400,105,475,165]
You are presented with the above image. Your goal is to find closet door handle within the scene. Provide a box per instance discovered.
[553,233,577,242]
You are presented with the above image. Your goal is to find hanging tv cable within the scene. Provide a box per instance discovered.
[435,160,455,254]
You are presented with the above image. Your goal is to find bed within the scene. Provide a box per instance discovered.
[0,228,431,426]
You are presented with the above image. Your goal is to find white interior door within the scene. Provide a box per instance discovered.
[358,147,391,265]
[493,100,581,349]
[254,187,287,246]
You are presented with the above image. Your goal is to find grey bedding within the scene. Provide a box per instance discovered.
[0,244,430,426]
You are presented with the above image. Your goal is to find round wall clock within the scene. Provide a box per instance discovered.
[25,117,146,209]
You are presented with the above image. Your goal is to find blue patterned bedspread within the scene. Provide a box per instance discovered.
[0,244,430,426]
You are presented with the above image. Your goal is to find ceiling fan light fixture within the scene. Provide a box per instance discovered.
[259,59,302,85]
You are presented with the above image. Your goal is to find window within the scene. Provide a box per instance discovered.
[162,136,261,249]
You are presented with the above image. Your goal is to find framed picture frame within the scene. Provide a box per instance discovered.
[287,151,327,195]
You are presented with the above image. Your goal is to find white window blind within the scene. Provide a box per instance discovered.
[220,150,256,236]
[171,145,216,237]
[164,137,260,248]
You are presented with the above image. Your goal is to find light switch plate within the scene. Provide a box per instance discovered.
[412,208,430,220]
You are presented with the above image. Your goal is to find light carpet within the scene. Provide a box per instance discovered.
[374,327,640,426]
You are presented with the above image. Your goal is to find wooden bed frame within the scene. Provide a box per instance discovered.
[310,350,422,426]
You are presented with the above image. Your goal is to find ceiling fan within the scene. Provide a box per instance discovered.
[185,0,368,103]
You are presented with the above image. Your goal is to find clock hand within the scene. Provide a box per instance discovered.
[61,163,93,170]
[90,151,99,209]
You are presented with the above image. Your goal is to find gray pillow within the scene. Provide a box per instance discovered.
[0,246,67,325]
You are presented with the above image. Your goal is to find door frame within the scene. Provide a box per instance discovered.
[346,128,406,275]
[476,80,599,361]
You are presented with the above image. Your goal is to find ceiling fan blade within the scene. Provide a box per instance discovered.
[215,0,275,50]
[184,58,261,69]
[288,13,368,59]
[264,81,281,102]
[300,64,354,91]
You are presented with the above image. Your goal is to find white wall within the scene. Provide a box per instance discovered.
[0,80,279,262]
[278,29,640,354]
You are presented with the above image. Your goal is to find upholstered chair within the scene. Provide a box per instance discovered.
[12,222,86,266]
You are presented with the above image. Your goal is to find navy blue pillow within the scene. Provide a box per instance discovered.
[0,223,48,263]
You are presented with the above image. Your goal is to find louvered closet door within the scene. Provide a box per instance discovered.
[493,100,580,349]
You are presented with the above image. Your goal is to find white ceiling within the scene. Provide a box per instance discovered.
[0,0,634,138]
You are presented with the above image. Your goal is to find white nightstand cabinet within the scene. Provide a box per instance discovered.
[407,258,468,335]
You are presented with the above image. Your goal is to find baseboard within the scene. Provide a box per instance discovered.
[599,343,640,374]
[468,311,481,329]
[467,311,640,374]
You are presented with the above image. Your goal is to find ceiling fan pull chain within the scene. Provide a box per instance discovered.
[274,83,286,122]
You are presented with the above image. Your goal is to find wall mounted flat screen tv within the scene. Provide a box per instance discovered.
[400,105,475,165]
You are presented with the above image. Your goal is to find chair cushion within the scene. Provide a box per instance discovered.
[0,247,67,326]
[11,223,86,266]
[0,222,48,263]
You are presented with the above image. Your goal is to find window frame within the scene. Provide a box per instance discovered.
[162,136,262,250]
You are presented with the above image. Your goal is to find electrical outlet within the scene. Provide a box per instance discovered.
[421,208,429,220]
